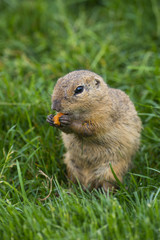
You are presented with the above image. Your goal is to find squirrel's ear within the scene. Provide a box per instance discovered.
[95,78,100,88]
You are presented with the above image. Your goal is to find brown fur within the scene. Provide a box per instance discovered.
[48,70,142,192]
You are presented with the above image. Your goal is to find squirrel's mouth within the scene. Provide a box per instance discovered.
[55,111,69,115]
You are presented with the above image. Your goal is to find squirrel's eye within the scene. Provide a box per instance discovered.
[74,86,84,95]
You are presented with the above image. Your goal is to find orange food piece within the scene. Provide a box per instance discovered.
[53,112,64,126]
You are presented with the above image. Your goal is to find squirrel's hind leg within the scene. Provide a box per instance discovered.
[101,160,130,193]
[66,166,77,184]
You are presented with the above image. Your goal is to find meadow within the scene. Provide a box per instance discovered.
[0,0,160,239]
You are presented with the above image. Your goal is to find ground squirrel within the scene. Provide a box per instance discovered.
[47,70,142,192]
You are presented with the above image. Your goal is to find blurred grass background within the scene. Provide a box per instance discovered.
[0,0,160,239]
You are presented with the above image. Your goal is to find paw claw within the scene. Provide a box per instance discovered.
[59,115,71,126]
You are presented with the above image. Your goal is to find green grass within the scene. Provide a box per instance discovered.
[0,0,160,239]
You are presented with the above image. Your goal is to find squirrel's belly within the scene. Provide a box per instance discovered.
[62,133,111,167]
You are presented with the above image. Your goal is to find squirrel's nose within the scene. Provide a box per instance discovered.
[51,100,61,112]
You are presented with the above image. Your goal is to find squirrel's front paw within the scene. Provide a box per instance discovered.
[47,114,72,133]
[46,114,55,127]
[59,115,72,126]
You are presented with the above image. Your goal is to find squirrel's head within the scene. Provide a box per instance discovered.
[51,70,108,118]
